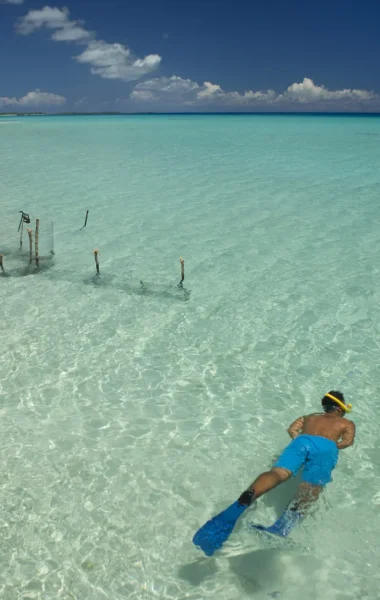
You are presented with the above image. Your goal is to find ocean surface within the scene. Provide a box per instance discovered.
[1,114,380,600]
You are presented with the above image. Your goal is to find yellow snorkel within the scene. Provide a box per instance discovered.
[325,392,352,413]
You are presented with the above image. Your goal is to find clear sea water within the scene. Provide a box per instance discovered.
[1,114,380,600]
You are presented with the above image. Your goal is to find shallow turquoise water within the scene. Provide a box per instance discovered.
[1,114,380,599]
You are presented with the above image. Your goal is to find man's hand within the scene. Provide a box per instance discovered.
[337,421,356,449]
[287,416,304,439]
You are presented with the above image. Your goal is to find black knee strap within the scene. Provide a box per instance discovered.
[238,489,255,506]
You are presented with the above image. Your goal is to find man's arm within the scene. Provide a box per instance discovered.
[337,421,356,449]
[287,416,304,439]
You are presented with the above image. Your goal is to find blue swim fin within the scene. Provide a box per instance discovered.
[193,490,255,556]
[251,508,302,538]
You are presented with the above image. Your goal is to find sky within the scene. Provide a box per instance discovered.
[1,0,380,113]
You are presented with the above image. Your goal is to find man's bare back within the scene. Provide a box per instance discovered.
[288,412,356,449]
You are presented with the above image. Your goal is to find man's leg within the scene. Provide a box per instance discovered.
[290,481,323,515]
[240,467,291,503]
[193,468,291,554]
[239,437,305,506]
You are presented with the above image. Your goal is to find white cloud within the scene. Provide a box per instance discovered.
[277,77,375,104]
[75,40,161,81]
[52,25,91,42]
[194,81,277,105]
[0,89,66,108]
[131,76,276,107]
[194,82,277,104]
[224,89,277,104]
[197,82,223,100]
[130,90,157,102]
[130,76,200,103]
[134,75,199,95]
[17,7,78,35]
[16,6,161,82]
[1,0,24,4]
[130,75,378,109]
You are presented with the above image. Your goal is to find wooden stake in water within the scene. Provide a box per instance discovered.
[0,254,4,274]
[20,219,24,250]
[179,257,185,286]
[18,211,30,249]
[35,218,40,267]
[27,228,33,264]
[81,210,89,230]
[93,249,100,276]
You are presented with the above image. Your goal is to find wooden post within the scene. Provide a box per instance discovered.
[0,254,4,274]
[27,228,33,264]
[18,211,31,244]
[180,257,185,286]
[81,210,89,230]
[93,249,100,275]
[35,219,40,267]
[20,219,24,250]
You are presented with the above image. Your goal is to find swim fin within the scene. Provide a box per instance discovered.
[251,508,302,538]
[193,490,255,556]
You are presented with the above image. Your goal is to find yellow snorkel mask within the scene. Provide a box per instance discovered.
[325,392,352,413]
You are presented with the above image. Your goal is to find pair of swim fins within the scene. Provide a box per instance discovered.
[192,494,301,556]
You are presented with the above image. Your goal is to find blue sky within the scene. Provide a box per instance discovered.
[1,0,380,112]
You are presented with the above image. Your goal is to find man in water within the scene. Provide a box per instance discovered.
[239,390,355,511]
[193,391,356,553]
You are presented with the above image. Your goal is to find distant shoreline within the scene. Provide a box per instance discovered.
[1,111,380,117]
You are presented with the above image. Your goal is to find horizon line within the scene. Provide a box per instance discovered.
[2,111,380,117]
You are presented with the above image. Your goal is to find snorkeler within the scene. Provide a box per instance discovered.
[241,390,355,507]
[193,391,355,555]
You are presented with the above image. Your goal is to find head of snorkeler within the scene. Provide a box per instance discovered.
[321,390,352,417]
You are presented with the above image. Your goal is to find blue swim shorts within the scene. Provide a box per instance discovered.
[273,434,339,486]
